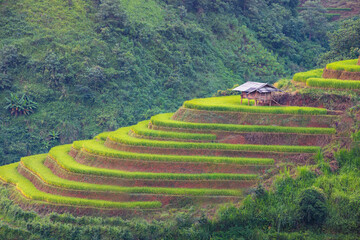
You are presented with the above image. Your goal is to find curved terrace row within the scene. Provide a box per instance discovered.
[0,95,339,216]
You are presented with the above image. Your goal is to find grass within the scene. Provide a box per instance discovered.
[297,7,352,11]
[293,69,323,83]
[50,145,259,180]
[183,96,328,115]
[326,59,360,72]
[306,78,360,90]
[325,13,341,19]
[20,154,243,196]
[0,162,162,209]
[325,8,352,11]
[75,139,274,165]
[150,113,335,134]
[131,120,217,141]
[108,127,321,153]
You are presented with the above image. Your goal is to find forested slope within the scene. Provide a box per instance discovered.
[0,0,350,164]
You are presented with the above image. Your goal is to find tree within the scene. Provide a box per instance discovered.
[297,187,328,226]
[85,66,106,90]
[0,45,19,73]
[318,17,360,64]
[42,52,64,88]
[299,0,328,41]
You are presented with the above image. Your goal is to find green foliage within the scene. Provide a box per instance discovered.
[21,154,243,196]
[131,120,217,141]
[319,18,360,64]
[335,146,360,171]
[109,126,321,153]
[293,68,323,82]
[297,187,328,226]
[51,144,258,180]
[150,113,335,134]
[306,78,360,90]
[0,162,162,209]
[4,93,37,116]
[183,96,328,115]
[78,139,275,165]
[299,0,329,41]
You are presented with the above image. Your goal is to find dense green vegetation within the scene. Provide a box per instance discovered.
[0,0,337,164]
[150,113,335,134]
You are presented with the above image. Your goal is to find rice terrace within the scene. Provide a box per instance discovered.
[1,0,360,239]
[0,58,359,215]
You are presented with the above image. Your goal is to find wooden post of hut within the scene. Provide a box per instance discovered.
[232,81,281,106]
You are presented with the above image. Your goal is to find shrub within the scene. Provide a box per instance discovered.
[108,126,321,153]
[297,187,327,226]
[150,113,335,134]
[293,69,323,82]
[306,78,360,90]
[183,96,328,115]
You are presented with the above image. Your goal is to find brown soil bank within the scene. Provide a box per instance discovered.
[45,157,257,189]
[150,125,334,146]
[272,92,352,111]
[18,163,241,206]
[104,140,314,164]
[323,68,360,80]
[75,150,270,174]
[172,107,338,128]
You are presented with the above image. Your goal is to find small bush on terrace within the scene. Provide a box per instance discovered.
[297,187,328,226]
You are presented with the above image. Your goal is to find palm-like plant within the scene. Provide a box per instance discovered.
[4,93,37,116]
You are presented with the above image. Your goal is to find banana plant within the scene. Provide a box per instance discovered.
[4,93,37,116]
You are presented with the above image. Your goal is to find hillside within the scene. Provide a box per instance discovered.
[0,78,359,237]
[0,0,342,165]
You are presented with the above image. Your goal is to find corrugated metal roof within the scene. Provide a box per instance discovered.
[233,81,281,93]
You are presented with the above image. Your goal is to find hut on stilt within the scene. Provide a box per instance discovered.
[233,81,281,106]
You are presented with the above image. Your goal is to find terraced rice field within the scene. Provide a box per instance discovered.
[293,59,360,90]
[0,96,339,216]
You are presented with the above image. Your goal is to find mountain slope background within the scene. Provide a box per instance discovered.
[0,0,358,164]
